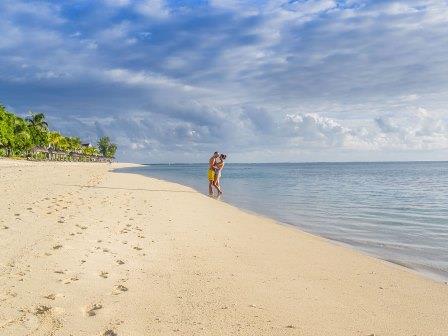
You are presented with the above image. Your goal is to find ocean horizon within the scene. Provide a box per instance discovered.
[141,160,448,165]
[118,161,448,282]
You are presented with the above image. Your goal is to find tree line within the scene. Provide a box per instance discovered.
[0,103,117,160]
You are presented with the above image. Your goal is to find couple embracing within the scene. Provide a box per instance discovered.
[208,151,227,196]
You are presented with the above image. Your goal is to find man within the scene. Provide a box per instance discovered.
[208,151,219,196]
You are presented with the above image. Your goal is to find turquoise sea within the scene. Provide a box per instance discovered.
[117,162,448,281]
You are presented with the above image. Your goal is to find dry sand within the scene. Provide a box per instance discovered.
[1,159,447,336]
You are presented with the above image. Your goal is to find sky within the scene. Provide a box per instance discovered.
[1,0,448,163]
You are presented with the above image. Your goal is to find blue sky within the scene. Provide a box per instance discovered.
[1,0,447,162]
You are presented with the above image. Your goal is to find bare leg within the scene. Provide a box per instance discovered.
[209,181,214,196]
[213,177,222,195]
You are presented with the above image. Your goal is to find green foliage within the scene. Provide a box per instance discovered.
[26,112,49,148]
[0,105,15,154]
[67,136,82,152]
[48,131,63,150]
[0,103,117,160]
[12,117,33,154]
[0,104,32,156]
[83,145,99,156]
[97,136,117,158]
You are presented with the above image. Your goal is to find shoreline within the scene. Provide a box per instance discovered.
[122,164,448,284]
[1,159,448,335]
[2,159,433,284]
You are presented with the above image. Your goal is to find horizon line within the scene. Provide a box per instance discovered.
[136,160,448,165]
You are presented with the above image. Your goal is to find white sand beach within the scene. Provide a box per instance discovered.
[1,159,447,336]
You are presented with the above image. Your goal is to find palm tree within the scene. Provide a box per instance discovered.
[12,117,32,155]
[48,131,63,150]
[67,137,82,153]
[1,103,118,161]
[26,112,48,131]
[26,112,49,148]
[0,105,15,155]
[58,136,70,152]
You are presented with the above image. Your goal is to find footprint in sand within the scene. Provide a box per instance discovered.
[7,290,17,298]
[63,276,79,284]
[100,271,109,279]
[103,329,117,336]
[53,244,63,250]
[34,305,52,315]
[86,303,103,317]
[133,246,142,251]
[112,284,128,295]
[44,294,56,300]
[116,260,125,265]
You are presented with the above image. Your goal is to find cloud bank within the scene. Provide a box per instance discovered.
[1,0,447,162]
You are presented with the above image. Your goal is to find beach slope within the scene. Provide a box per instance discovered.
[1,160,447,335]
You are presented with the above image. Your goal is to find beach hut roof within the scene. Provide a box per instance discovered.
[31,146,49,153]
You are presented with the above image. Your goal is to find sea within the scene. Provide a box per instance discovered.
[116,162,448,282]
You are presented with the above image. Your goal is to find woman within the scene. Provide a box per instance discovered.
[213,154,226,196]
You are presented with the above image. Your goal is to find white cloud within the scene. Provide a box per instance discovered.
[0,0,64,24]
[375,107,448,150]
[383,2,419,15]
[282,0,337,15]
[103,0,131,7]
[2,0,448,162]
[103,68,206,94]
[135,0,169,18]
[283,113,350,146]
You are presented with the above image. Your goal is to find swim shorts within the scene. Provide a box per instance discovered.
[208,168,215,181]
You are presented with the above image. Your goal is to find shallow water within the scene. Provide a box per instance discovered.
[118,162,448,281]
